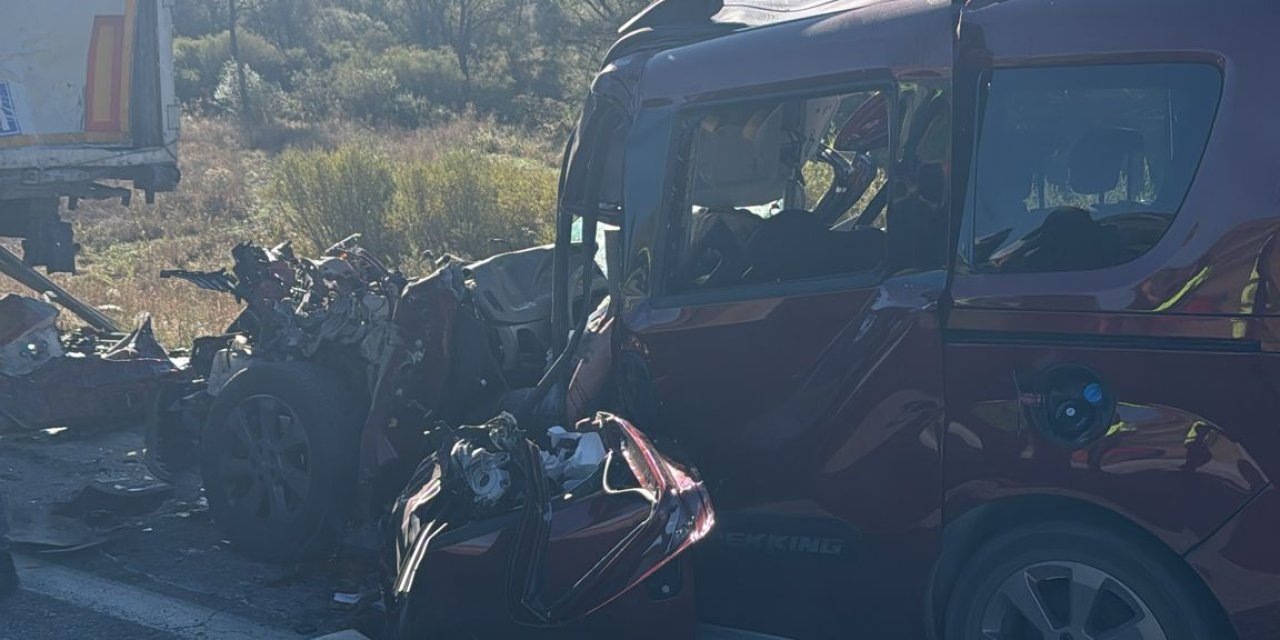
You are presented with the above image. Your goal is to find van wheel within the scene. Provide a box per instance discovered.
[201,361,359,562]
[943,521,1232,640]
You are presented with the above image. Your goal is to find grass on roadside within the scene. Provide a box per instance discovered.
[0,114,562,348]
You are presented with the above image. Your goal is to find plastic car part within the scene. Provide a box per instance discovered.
[541,426,608,492]
[451,442,511,507]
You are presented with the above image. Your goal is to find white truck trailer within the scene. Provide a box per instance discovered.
[0,0,179,278]
[1,1,180,330]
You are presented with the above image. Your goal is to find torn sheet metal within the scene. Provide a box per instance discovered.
[358,245,608,492]
[359,260,465,483]
[0,294,183,431]
[387,412,713,638]
[162,235,608,486]
[5,509,108,552]
[0,354,181,430]
[155,237,413,479]
[163,237,408,388]
[53,482,174,520]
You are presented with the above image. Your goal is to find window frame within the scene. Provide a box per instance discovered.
[651,80,901,309]
[957,61,1225,276]
[554,95,632,345]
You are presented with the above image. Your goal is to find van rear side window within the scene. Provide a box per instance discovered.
[968,64,1222,274]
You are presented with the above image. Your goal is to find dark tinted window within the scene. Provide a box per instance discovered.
[969,64,1221,274]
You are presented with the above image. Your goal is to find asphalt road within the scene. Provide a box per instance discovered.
[0,424,374,640]
[0,423,791,640]
[0,590,176,640]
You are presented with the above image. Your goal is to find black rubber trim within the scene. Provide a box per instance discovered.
[944,329,1261,353]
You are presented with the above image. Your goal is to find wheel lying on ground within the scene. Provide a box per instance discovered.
[944,520,1234,640]
[201,361,360,562]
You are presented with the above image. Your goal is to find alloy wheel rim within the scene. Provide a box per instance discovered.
[219,394,312,523]
[979,561,1168,640]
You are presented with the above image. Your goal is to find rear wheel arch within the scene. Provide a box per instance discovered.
[927,494,1230,639]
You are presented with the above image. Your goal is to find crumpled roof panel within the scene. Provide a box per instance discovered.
[715,0,891,26]
[622,0,895,33]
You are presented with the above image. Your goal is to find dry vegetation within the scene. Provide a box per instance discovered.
[0,114,562,347]
[0,0,640,346]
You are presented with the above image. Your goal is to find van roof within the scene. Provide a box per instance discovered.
[636,0,949,106]
[715,0,906,25]
[632,0,1273,108]
[621,0,896,32]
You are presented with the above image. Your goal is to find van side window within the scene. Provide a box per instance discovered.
[969,64,1221,274]
[665,90,892,293]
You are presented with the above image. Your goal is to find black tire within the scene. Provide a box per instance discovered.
[944,520,1233,640]
[201,361,360,562]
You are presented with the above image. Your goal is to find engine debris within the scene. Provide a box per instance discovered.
[0,293,182,433]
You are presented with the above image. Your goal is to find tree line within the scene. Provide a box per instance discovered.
[173,0,650,133]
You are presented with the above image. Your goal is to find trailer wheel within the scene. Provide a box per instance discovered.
[201,361,359,562]
[943,521,1232,640]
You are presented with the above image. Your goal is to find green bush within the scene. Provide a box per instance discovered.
[392,150,557,260]
[174,30,289,105]
[333,63,436,128]
[435,116,561,164]
[315,7,396,56]
[465,53,519,111]
[241,0,319,51]
[165,0,665,134]
[330,65,401,120]
[316,46,518,126]
[212,62,296,123]
[265,139,558,265]
[269,146,403,262]
[376,47,466,109]
[502,94,578,138]
[289,69,338,120]
[173,0,223,38]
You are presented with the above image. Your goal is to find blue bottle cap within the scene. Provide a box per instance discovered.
[1083,382,1104,405]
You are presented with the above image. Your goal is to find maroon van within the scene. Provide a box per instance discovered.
[512,0,1280,638]
[187,0,1280,638]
